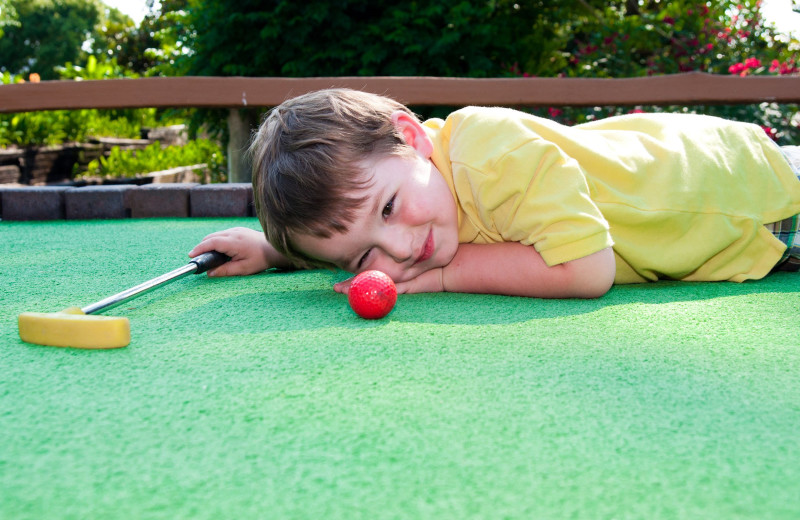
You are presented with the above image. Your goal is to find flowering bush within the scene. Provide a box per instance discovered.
[511,0,799,145]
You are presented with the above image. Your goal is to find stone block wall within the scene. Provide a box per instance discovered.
[0,183,255,220]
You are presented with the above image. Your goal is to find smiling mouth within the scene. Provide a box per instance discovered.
[414,231,434,265]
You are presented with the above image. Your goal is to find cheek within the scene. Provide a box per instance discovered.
[400,196,436,224]
[367,258,413,283]
[418,178,456,224]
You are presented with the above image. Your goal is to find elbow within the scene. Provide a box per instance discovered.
[564,248,616,299]
[575,270,614,298]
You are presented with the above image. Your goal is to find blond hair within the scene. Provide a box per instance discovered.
[251,88,417,269]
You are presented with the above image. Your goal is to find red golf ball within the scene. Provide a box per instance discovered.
[348,270,397,319]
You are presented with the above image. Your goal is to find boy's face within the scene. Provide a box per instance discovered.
[292,150,459,284]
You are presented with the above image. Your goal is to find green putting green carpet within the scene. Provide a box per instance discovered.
[2,218,799,519]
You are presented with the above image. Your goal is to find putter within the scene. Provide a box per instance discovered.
[18,251,230,349]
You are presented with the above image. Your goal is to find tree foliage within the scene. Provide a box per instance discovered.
[0,0,18,39]
[0,0,104,79]
[162,0,568,77]
[0,0,797,146]
[0,0,169,78]
[157,0,798,81]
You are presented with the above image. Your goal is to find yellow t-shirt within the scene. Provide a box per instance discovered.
[423,107,800,283]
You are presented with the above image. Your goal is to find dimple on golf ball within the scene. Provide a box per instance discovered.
[348,270,397,319]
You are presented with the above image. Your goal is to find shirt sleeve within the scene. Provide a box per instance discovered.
[449,113,613,266]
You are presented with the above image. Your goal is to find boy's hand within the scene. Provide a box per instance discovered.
[334,268,444,295]
[188,227,290,276]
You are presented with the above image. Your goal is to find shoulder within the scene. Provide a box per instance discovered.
[447,105,538,131]
[439,107,559,163]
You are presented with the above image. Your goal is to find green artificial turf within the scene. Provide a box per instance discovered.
[2,218,799,519]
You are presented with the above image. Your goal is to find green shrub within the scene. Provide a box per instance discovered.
[81,138,226,182]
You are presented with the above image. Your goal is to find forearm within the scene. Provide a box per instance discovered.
[441,242,615,298]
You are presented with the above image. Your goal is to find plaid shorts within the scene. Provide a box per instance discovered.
[768,145,800,272]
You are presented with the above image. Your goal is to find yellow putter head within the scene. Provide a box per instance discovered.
[18,307,130,349]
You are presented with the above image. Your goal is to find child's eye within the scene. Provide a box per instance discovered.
[357,249,371,269]
[382,196,395,219]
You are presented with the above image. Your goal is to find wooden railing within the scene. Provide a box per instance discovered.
[2,73,799,181]
[3,73,800,111]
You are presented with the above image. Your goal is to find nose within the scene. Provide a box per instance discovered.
[378,226,414,263]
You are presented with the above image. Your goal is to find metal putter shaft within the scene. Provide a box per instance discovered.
[18,251,230,349]
[81,251,230,315]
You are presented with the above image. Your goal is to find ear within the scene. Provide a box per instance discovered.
[391,111,433,159]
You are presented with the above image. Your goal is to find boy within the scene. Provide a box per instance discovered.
[189,88,800,298]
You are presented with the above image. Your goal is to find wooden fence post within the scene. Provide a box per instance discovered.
[227,108,252,183]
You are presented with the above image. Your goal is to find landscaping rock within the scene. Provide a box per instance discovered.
[127,183,198,218]
[190,183,252,217]
[0,186,68,220]
[64,185,137,219]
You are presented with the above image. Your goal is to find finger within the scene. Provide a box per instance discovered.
[206,259,245,277]
[393,276,429,294]
[197,230,231,245]
[188,239,217,257]
[189,236,237,258]
[206,265,232,277]
[393,281,413,294]
[333,278,354,294]
[199,226,247,240]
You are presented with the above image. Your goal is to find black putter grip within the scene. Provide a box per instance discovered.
[191,251,231,274]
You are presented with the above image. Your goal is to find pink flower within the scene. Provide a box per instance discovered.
[728,63,746,74]
[548,107,563,118]
[744,57,761,68]
[761,126,778,141]
[771,60,798,75]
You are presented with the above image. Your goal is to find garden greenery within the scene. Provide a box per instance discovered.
[161,0,798,143]
[515,1,800,144]
[0,0,797,182]
[0,70,181,147]
[81,139,226,183]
